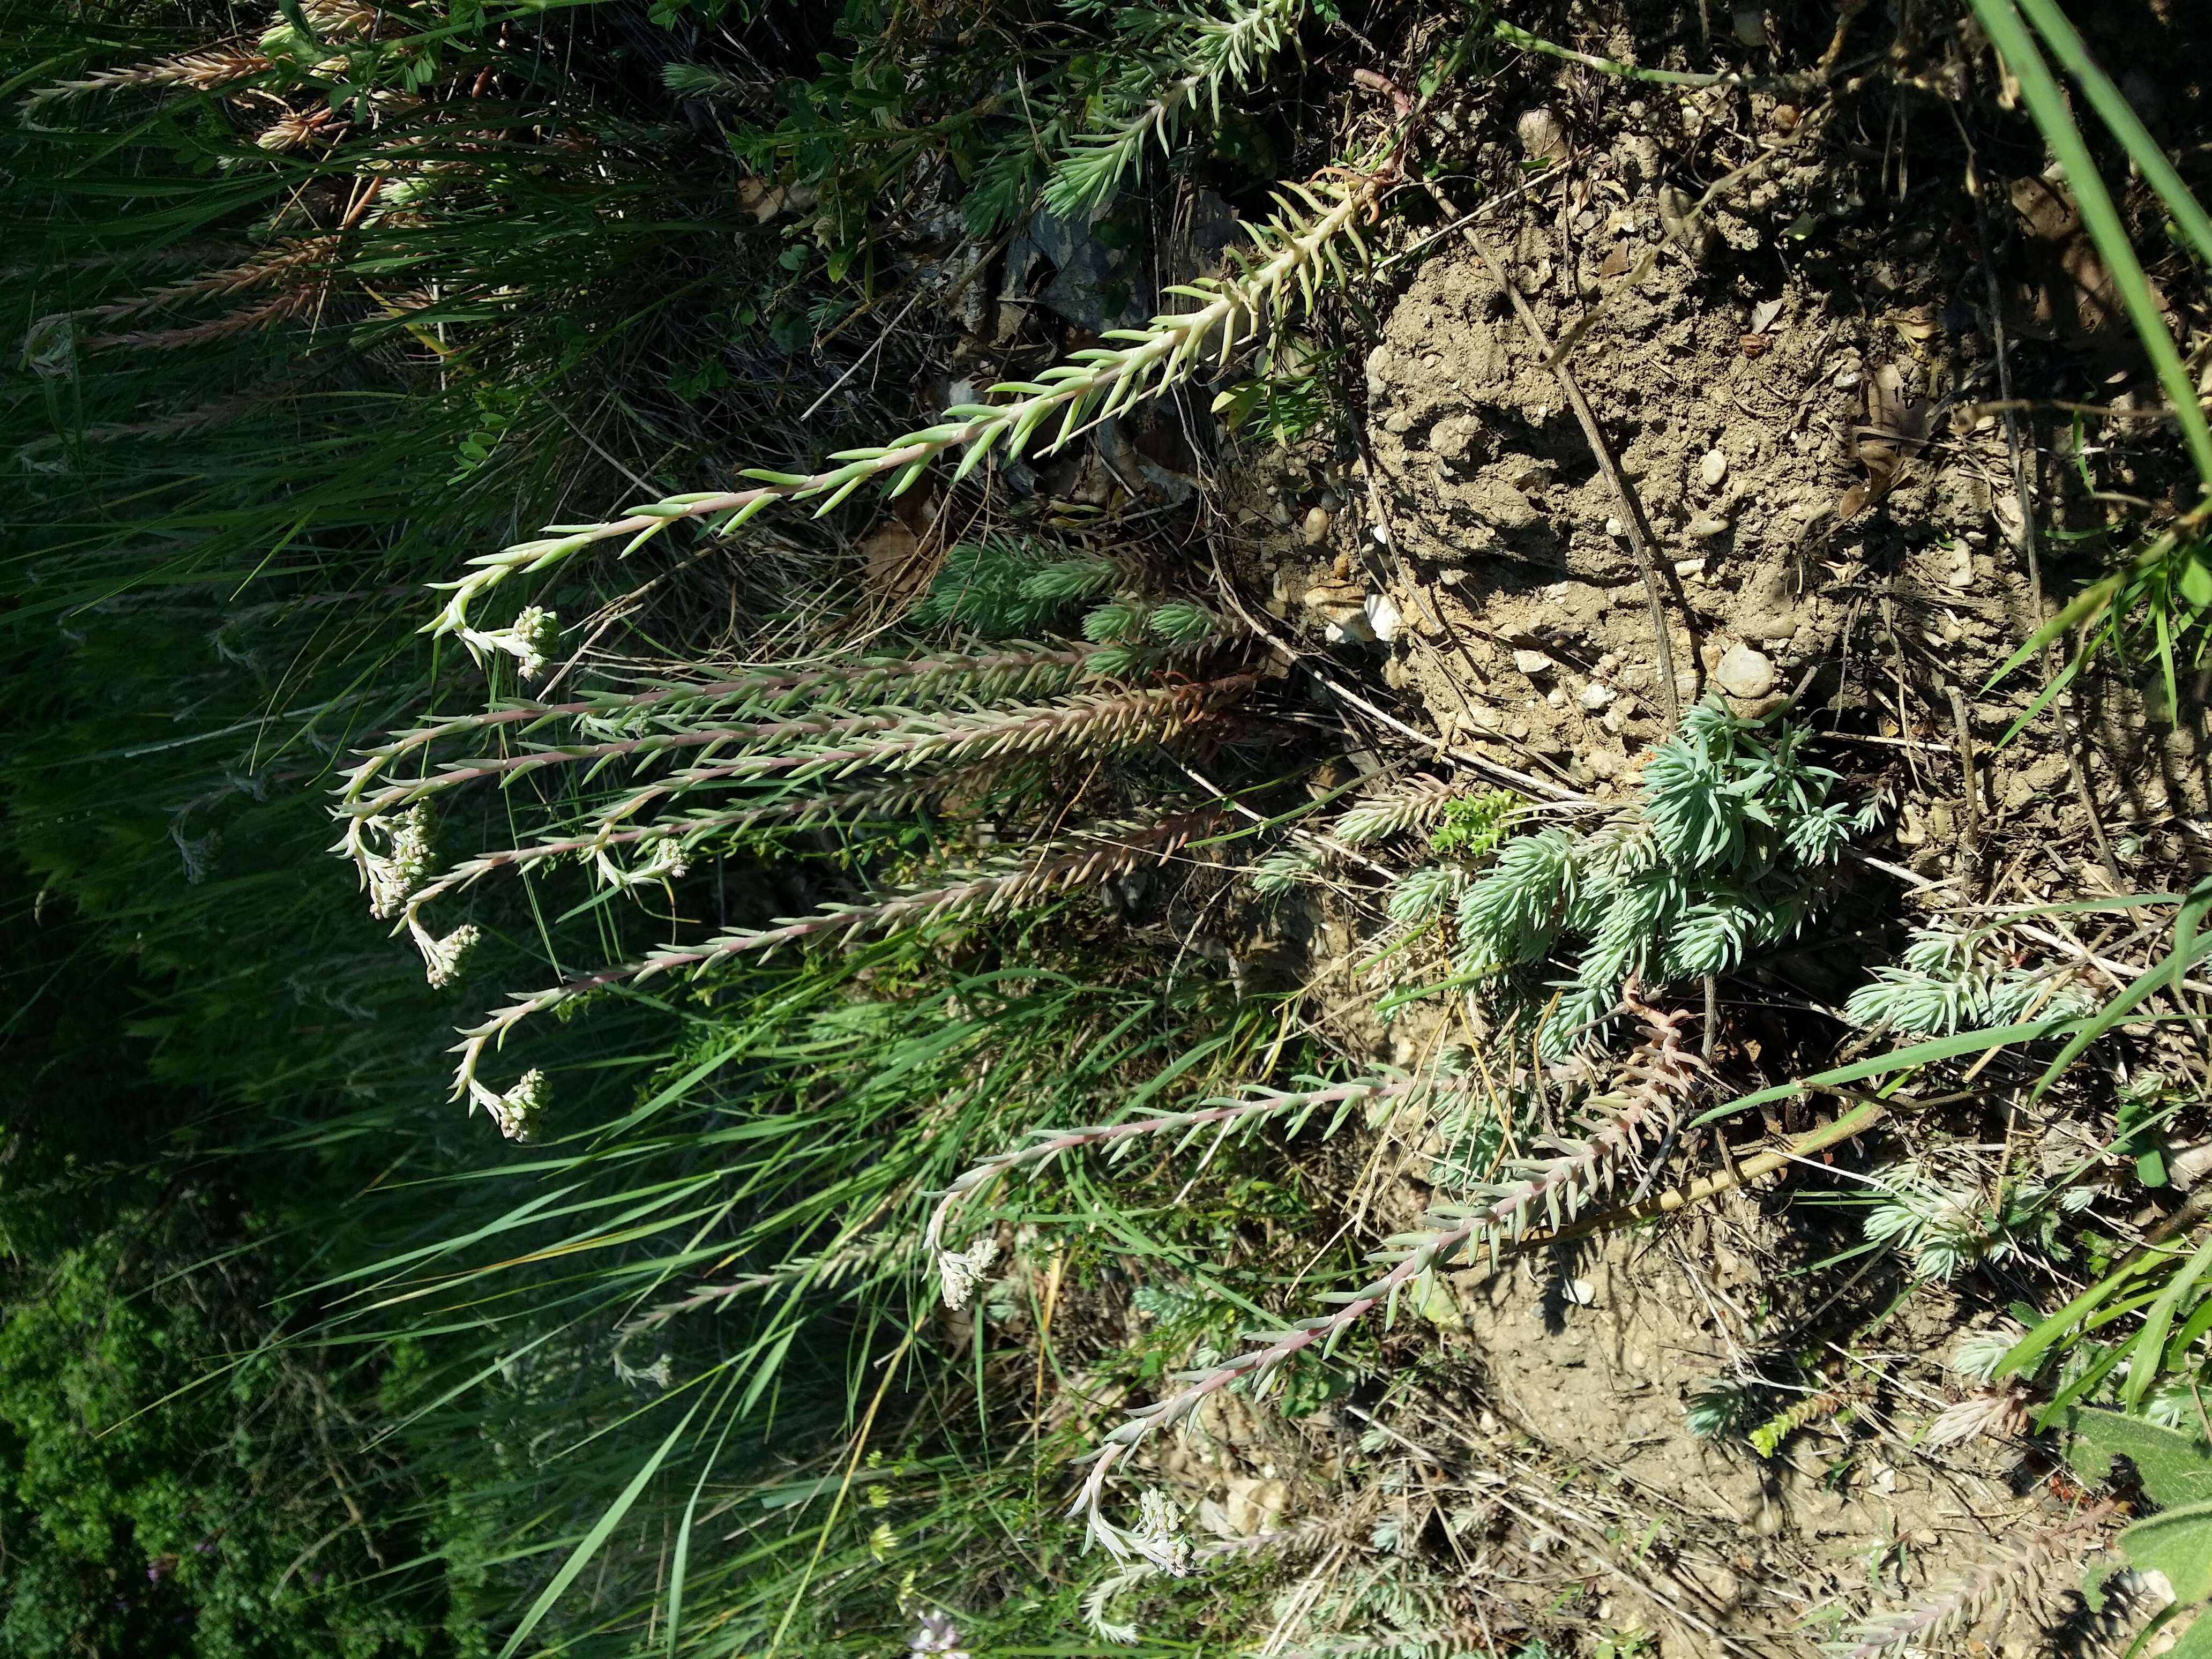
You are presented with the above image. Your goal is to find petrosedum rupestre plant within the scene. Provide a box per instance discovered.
[422,151,1401,662]
[929,992,1707,1563]
[1457,699,1883,1054]
[337,632,1254,1134]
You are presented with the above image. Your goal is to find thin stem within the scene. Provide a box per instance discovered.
[451,811,1227,1105]
[338,643,1101,812]
[427,168,1395,640]
[1068,999,1705,1557]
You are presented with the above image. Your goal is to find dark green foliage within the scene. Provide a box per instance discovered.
[0,1200,456,1659]
[908,537,1119,637]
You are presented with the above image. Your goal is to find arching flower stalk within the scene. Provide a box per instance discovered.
[26,44,273,106]
[924,1070,1476,1270]
[394,770,999,954]
[67,237,341,327]
[1065,995,1706,1561]
[450,809,1228,1105]
[338,672,1253,891]
[335,640,1106,823]
[425,167,1397,644]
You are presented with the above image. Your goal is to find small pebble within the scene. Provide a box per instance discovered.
[1700,449,1729,488]
[1364,593,1402,643]
[1605,515,1626,537]
[1300,505,1332,543]
[1686,513,1731,541]
[1512,648,1552,676]
[1713,641,1777,699]
[1579,683,1616,711]
[1673,557,1708,579]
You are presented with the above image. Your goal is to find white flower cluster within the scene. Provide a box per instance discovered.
[363,803,434,918]
[483,1067,548,1142]
[935,1237,999,1312]
[460,604,562,681]
[594,834,689,890]
[418,922,481,989]
[1128,1489,1192,1576]
[908,1610,969,1658]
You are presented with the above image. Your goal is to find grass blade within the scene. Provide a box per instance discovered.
[1969,0,2212,483]
[1690,1018,2087,1126]
[2125,1232,2212,1412]
[498,1393,706,1659]
[2013,0,2212,273]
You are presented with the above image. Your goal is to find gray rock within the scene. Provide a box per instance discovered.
[1712,642,1777,700]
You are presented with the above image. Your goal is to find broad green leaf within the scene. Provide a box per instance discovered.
[2117,1499,2212,1603]
[2186,552,2212,612]
[2062,1408,2212,1508]
[2166,1609,2212,1659]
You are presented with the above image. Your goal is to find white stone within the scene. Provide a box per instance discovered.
[1713,641,1777,700]
[1512,648,1552,676]
[1700,449,1729,488]
[1364,593,1402,642]
[1579,683,1616,710]
[1301,505,1332,543]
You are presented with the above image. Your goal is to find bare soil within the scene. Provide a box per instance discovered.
[1108,4,2212,1652]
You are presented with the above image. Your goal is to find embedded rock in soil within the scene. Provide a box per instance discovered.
[1713,642,1777,700]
